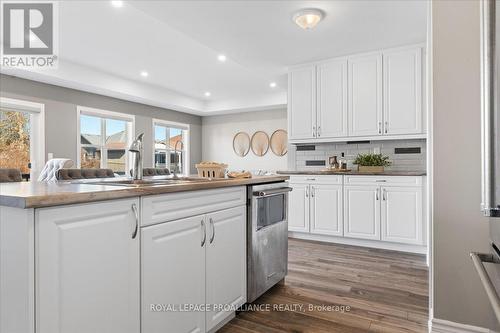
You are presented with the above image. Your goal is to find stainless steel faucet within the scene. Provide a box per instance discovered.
[129,133,144,180]
[172,140,184,179]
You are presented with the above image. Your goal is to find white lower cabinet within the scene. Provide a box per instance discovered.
[205,206,247,331]
[36,198,140,333]
[141,205,246,333]
[343,185,381,240]
[381,186,423,244]
[141,214,206,333]
[310,184,343,236]
[289,175,426,249]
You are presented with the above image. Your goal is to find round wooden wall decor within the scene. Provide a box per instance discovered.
[232,132,251,157]
[270,129,288,156]
[251,131,270,157]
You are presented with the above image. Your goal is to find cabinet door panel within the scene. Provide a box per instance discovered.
[383,47,422,135]
[36,198,140,333]
[317,59,348,138]
[288,183,310,232]
[141,215,205,333]
[381,186,423,244]
[206,206,246,331]
[348,53,383,137]
[288,65,316,140]
[343,186,380,240]
[310,184,343,236]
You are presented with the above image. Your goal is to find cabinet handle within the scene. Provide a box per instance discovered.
[318,126,321,137]
[376,189,379,201]
[209,218,215,244]
[385,121,388,134]
[313,126,316,137]
[305,187,309,197]
[306,178,316,181]
[131,203,138,239]
[383,189,387,201]
[378,122,382,134]
[201,220,206,247]
[311,186,315,197]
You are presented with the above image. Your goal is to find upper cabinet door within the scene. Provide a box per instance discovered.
[141,214,206,333]
[317,59,348,138]
[348,53,383,137]
[288,65,316,140]
[383,47,423,135]
[36,198,140,333]
[310,184,343,236]
[205,206,247,331]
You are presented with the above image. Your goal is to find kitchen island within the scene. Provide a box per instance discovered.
[0,175,288,333]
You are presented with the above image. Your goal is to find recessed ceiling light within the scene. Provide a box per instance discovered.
[269,82,277,88]
[140,71,148,77]
[217,54,227,62]
[111,1,124,8]
[293,8,324,30]
[204,92,211,97]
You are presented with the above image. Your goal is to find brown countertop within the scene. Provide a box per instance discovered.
[0,175,289,209]
[277,170,427,176]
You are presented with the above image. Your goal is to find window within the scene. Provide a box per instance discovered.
[0,97,45,180]
[78,107,134,175]
[153,120,189,175]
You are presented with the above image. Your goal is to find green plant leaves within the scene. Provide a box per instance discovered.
[353,153,391,166]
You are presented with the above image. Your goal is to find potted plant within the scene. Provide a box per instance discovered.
[353,153,391,173]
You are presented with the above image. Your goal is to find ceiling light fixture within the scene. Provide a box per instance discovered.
[140,71,149,77]
[292,8,324,30]
[111,1,124,8]
[269,82,277,88]
[217,54,227,62]
[204,92,211,97]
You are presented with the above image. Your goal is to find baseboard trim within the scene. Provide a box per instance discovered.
[431,318,496,333]
[288,231,428,254]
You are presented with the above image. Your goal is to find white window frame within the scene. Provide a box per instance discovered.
[152,119,190,175]
[77,106,135,175]
[0,97,45,180]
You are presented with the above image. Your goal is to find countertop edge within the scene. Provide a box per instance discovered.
[276,171,427,176]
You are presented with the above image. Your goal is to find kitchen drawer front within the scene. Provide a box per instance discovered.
[289,175,342,185]
[344,176,422,186]
[141,186,246,227]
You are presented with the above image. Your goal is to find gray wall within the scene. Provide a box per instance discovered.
[432,1,497,329]
[0,74,202,174]
[202,109,289,172]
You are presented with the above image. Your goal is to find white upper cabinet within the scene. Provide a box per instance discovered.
[288,65,316,140]
[348,53,383,137]
[383,47,423,135]
[36,199,140,333]
[317,59,348,138]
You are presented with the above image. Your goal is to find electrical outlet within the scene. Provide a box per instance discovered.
[47,153,54,160]
[373,147,381,154]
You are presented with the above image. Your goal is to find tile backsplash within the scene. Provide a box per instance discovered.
[292,139,426,172]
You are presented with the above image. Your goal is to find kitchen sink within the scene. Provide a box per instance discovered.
[83,177,223,187]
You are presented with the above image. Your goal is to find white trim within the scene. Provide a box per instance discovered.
[431,318,496,333]
[151,118,190,175]
[289,133,427,145]
[0,97,45,180]
[288,232,427,254]
[76,106,135,174]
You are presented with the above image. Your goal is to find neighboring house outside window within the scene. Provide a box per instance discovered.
[153,119,189,175]
[78,107,134,175]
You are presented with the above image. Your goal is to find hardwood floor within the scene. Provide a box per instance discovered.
[220,238,428,333]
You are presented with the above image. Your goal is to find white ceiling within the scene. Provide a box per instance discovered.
[1,0,427,115]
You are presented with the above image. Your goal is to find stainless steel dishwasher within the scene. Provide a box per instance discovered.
[247,182,292,302]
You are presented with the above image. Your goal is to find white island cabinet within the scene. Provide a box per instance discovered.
[36,198,140,333]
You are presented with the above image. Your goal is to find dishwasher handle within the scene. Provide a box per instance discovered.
[253,187,292,197]
[470,251,500,323]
